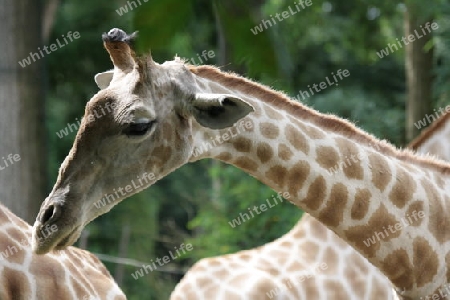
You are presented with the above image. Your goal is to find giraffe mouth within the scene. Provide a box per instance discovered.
[55,226,81,250]
[33,224,82,254]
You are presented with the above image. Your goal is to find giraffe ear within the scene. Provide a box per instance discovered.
[191,93,254,129]
[94,70,114,89]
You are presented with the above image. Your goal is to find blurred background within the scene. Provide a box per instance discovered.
[0,0,448,298]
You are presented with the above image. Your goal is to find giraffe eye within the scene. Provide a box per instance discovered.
[123,120,156,136]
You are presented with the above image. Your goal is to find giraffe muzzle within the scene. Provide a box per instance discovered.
[38,203,61,226]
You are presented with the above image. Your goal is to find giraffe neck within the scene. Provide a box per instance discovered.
[410,111,450,161]
[189,66,450,298]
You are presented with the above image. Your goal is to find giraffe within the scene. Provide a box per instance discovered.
[170,213,395,299]
[31,28,450,299]
[409,110,450,160]
[0,202,126,300]
[169,109,450,299]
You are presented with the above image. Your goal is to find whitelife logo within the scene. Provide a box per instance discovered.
[18,31,80,68]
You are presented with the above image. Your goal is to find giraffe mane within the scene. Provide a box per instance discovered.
[408,111,450,150]
[189,64,450,174]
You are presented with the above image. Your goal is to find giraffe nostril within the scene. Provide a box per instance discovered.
[40,204,61,225]
[41,205,54,224]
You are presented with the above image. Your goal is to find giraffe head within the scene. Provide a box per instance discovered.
[32,28,254,254]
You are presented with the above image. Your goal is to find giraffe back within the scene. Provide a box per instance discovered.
[170,214,396,299]
[0,203,125,300]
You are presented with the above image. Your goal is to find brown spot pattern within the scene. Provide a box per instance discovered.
[0,231,25,264]
[265,166,288,188]
[388,167,416,209]
[256,142,273,163]
[30,255,72,297]
[324,247,338,273]
[260,122,279,139]
[324,280,348,299]
[247,276,281,299]
[278,143,293,161]
[317,183,348,228]
[208,259,222,267]
[195,277,212,290]
[258,260,279,276]
[240,253,251,261]
[315,146,340,170]
[264,106,283,120]
[301,176,327,211]
[150,145,172,163]
[287,161,310,197]
[368,153,392,192]
[344,257,366,298]
[223,290,241,298]
[271,250,288,266]
[293,227,307,239]
[351,188,371,220]
[413,237,438,287]
[289,117,325,139]
[0,209,9,226]
[342,156,363,175]
[286,261,306,274]
[285,124,309,154]
[345,204,400,258]
[423,179,450,243]
[232,136,252,152]
[405,201,424,227]
[335,137,364,179]
[216,152,232,161]
[304,278,320,299]
[1,267,31,299]
[234,156,258,173]
[298,241,319,264]
[380,248,413,290]
[302,124,326,139]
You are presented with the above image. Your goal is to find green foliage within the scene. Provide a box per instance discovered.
[433,3,450,107]
[186,162,301,260]
[305,87,405,145]
[134,0,194,52]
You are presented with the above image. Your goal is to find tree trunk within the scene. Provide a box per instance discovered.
[114,223,130,286]
[0,0,47,223]
[405,8,434,141]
